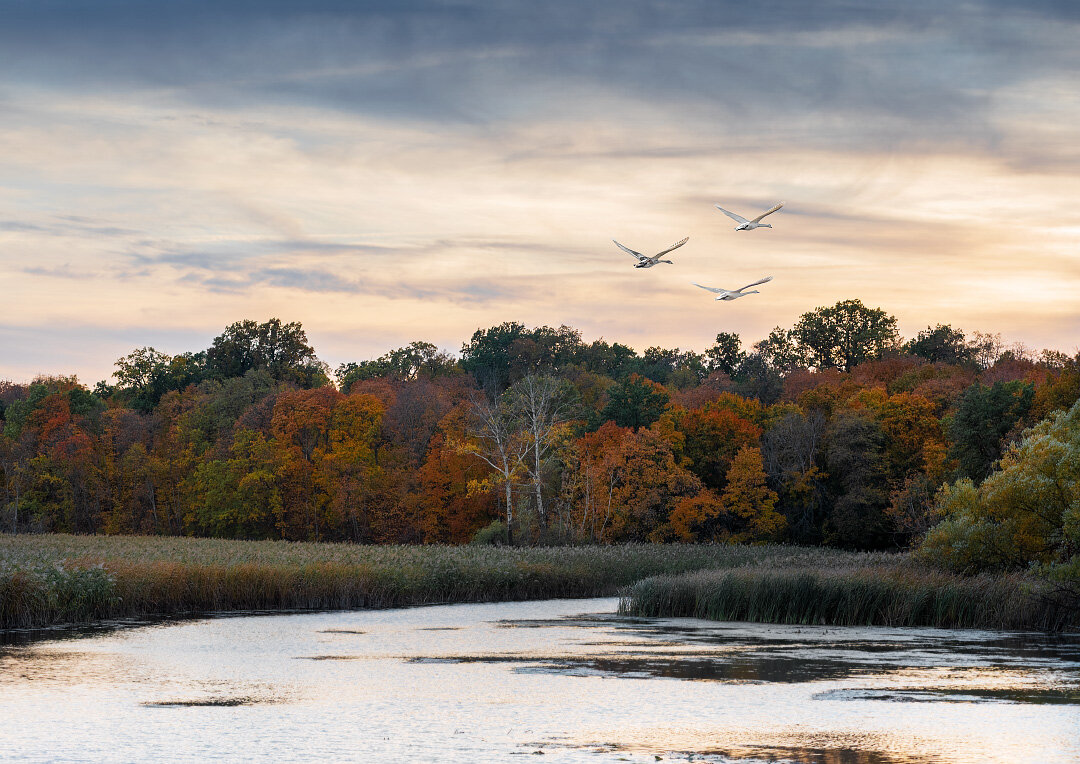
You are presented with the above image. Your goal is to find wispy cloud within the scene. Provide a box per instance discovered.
[2,0,1079,382]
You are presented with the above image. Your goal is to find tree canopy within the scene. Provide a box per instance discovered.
[793,299,900,372]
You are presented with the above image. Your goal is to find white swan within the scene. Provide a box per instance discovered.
[613,236,689,268]
[715,202,784,231]
[692,276,773,301]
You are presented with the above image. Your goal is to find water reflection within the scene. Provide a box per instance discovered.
[1,598,1079,763]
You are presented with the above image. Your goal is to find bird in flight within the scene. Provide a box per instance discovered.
[612,236,689,268]
[715,202,784,231]
[692,276,773,301]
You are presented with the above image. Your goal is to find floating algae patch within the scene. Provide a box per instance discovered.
[295,654,372,661]
[818,686,1080,705]
[142,696,274,707]
[492,617,614,629]
[403,652,901,683]
[689,743,927,764]
[556,739,927,764]
[542,655,893,683]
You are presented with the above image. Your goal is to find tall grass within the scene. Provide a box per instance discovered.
[620,563,1079,632]
[0,534,865,630]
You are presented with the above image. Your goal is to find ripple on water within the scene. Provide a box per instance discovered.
[2,599,1079,763]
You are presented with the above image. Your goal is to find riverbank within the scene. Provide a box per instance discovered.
[619,564,1080,631]
[5,534,1075,632]
[1,534,867,630]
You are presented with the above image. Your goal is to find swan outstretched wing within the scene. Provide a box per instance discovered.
[654,236,689,258]
[692,282,724,294]
[750,202,784,224]
[715,205,748,224]
[736,275,773,292]
[612,239,645,260]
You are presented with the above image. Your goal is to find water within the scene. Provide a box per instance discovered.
[2,598,1079,763]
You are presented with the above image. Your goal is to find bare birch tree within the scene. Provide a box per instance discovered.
[456,392,528,544]
[507,375,576,529]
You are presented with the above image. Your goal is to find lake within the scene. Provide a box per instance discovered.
[2,598,1079,763]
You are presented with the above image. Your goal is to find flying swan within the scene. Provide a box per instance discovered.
[612,236,689,268]
[692,276,773,301]
[715,202,784,231]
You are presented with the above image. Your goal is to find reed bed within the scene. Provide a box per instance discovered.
[619,563,1079,632]
[0,534,868,630]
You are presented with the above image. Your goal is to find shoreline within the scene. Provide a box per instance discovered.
[3,534,1076,633]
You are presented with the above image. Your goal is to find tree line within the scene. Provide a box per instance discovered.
[1,303,1078,555]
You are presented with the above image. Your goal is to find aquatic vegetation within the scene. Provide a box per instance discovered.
[620,562,1079,631]
[0,534,864,629]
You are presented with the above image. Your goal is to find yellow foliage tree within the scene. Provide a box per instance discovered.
[719,446,786,542]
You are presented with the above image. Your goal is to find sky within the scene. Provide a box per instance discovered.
[2,0,1079,384]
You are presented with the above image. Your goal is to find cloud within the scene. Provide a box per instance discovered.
[2,0,1076,156]
[2,0,1079,384]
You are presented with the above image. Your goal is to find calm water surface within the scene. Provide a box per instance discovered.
[2,598,1079,763]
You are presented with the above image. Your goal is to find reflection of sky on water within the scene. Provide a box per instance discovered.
[1,598,1079,763]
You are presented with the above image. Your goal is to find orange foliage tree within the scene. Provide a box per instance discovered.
[560,422,704,542]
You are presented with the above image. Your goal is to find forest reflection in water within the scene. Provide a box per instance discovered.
[1,598,1079,763]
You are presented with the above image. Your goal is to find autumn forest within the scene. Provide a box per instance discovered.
[2,300,1078,572]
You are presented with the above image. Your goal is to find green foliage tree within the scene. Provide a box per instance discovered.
[460,323,586,392]
[733,353,783,405]
[337,341,457,390]
[639,347,706,388]
[706,332,746,378]
[113,347,206,412]
[753,326,806,375]
[506,325,583,381]
[793,299,900,372]
[921,398,1080,579]
[905,324,976,366]
[575,339,639,379]
[948,380,1034,481]
[206,318,326,387]
[459,322,528,392]
[601,374,670,430]
[822,411,891,549]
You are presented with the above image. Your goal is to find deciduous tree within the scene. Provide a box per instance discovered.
[793,299,900,372]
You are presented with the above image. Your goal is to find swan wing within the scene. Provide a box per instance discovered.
[750,202,784,223]
[715,205,748,224]
[736,275,773,292]
[653,236,689,258]
[612,239,645,260]
[692,282,724,294]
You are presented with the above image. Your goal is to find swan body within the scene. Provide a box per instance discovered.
[612,236,689,268]
[715,202,784,231]
[692,276,773,301]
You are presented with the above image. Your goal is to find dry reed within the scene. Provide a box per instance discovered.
[1,534,867,629]
[619,563,1079,631]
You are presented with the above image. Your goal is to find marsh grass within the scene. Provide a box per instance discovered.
[7,535,1070,632]
[0,534,863,629]
[620,563,1079,631]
